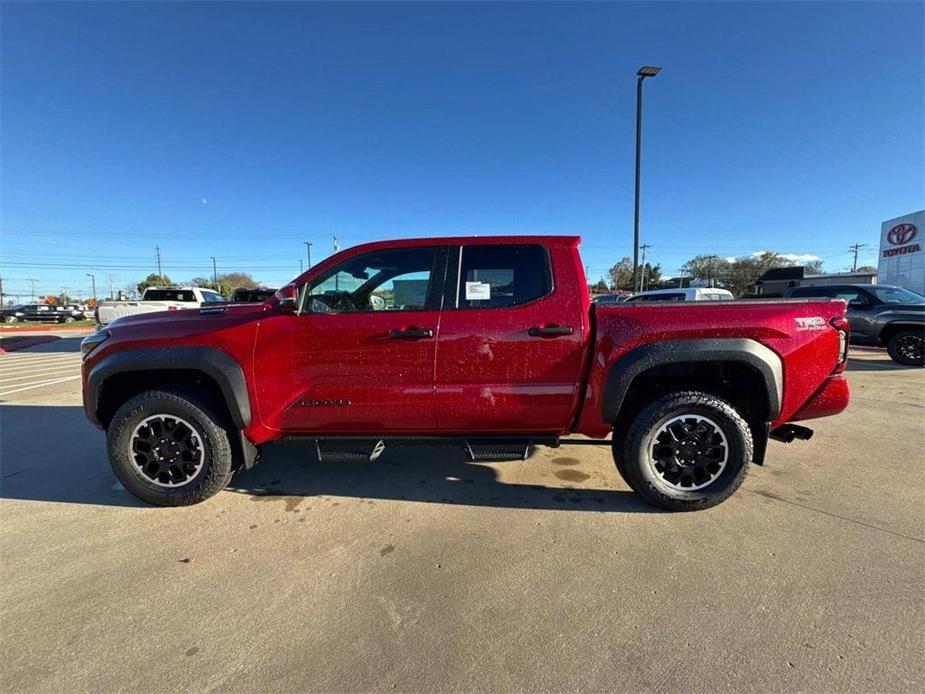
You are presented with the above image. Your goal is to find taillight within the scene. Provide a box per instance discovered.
[831,316,849,373]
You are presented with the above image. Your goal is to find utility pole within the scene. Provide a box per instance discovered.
[304,241,313,268]
[633,65,662,294]
[0,274,4,308]
[211,256,218,290]
[299,259,304,273]
[28,278,38,302]
[86,273,96,303]
[849,243,867,272]
[333,235,340,290]
[639,244,652,291]
[155,245,163,278]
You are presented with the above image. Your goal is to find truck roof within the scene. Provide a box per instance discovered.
[333,235,581,255]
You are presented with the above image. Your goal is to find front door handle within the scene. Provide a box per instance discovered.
[528,325,574,337]
[389,327,434,340]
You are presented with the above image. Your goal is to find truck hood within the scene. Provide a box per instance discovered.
[106,304,268,337]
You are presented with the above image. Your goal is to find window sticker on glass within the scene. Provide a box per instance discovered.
[465,281,491,301]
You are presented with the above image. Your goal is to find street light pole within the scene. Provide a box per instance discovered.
[86,273,96,304]
[211,256,218,290]
[304,241,313,269]
[633,65,661,293]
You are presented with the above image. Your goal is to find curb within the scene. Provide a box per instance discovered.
[0,336,61,354]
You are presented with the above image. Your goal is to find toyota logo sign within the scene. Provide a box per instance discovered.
[887,223,917,246]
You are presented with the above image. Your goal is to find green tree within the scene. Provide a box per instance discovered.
[855,265,878,274]
[608,258,634,291]
[137,273,173,294]
[804,260,824,274]
[215,272,259,299]
[681,255,728,286]
[641,262,662,288]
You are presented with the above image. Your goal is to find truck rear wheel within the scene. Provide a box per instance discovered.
[614,391,753,511]
[107,389,237,506]
[886,328,924,366]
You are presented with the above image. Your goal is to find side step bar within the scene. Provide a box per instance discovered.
[275,434,609,463]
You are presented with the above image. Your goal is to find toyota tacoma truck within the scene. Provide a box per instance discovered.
[81,236,850,510]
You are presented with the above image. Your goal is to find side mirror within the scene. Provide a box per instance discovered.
[275,283,300,313]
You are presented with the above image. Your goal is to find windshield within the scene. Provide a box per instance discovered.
[868,286,925,304]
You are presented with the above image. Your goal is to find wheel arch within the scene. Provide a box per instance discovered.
[602,339,782,464]
[879,321,925,346]
[86,347,251,431]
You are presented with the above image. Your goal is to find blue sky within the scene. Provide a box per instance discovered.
[1,1,923,300]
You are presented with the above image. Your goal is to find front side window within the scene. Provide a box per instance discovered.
[868,286,924,304]
[455,244,551,309]
[305,247,440,313]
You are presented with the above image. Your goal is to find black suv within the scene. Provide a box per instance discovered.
[784,284,924,366]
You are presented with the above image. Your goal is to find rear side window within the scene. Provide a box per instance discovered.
[455,244,551,309]
[788,286,835,299]
[144,289,196,302]
[627,292,686,302]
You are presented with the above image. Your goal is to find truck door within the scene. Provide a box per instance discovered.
[253,245,447,433]
[434,242,587,433]
[832,287,878,343]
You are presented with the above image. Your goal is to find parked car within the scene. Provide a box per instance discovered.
[55,304,89,322]
[231,287,277,303]
[95,287,225,327]
[785,284,924,366]
[2,303,80,324]
[82,235,850,510]
[624,288,735,302]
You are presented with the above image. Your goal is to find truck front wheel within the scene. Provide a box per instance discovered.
[886,328,924,366]
[107,389,237,506]
[614,391,753,511]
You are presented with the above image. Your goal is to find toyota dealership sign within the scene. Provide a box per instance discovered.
[878,210,924,294]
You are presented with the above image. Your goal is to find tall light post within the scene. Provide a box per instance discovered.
[86,273,97,304]
[304,241,313,269]
[633,65,661,292]
[211,256,218,290]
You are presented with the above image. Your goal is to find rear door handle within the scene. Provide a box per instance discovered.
[528,325,574,337]
[388,328,434,340]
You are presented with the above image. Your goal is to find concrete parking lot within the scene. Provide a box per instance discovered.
[1,339,922,693]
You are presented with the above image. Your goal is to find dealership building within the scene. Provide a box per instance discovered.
[878,209,925,295]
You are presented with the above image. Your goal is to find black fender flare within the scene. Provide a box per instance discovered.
[86,346,251,429]
[601,338,783,424]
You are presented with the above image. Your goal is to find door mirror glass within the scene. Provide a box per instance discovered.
[275,283,300,312]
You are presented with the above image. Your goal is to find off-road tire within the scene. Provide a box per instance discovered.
[107,389,237,506]
[614,390,753,511]
[886,328,924,367]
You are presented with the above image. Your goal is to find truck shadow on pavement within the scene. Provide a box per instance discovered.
[229,443,659,514]
[0,404,656,513]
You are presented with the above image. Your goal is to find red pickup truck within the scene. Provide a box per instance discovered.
[81,236,850,510]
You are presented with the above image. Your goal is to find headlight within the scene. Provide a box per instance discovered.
[80,330,110,359]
